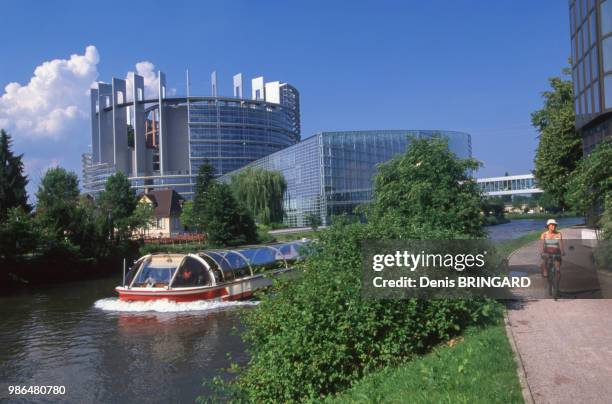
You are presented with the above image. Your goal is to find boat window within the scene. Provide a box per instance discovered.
[219,251,252,278]
[206,251,235,282]
[276,242,304,264]
[132,255,181,287]
[237,246,285,273]
[125,257,146,286]
[199,254,223,283]
[172,257,211,287]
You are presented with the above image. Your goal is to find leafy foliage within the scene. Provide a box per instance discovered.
[0,130,30,220]
[35,167,81,240]
[368,137,484,238]
[180,200,195,231]
[532,66,582,210]
[97,172,138,241]
[220,137,499,402]
[189,162,258,246]
[0,207,38,261]
[230,167,287,225]
[203,182,258,247]
[567,139,612,224]
[306,212,322,231]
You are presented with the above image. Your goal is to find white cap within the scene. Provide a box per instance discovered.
[546,219,558,226]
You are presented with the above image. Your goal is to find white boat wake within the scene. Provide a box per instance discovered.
[94,297,259,313]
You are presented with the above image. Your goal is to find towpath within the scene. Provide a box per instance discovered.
[505,228,612,404]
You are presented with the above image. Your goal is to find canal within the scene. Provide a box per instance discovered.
[0,217,583,403]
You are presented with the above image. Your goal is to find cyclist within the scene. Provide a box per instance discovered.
[540,219,565,280]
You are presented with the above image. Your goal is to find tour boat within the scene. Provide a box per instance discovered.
[115,241,309,302]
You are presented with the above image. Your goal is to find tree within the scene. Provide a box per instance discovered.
[202,182,258,246]
[35,167,81,239]
[369,137,484,238]
[567,139,612,225]
[191,162,216,232]
[0,130,30,220]
[227,138,500,401]
[97,172,138,241]
[532,66,582,210]
[0,207,38,262]
[305,212,322,231]
[230,167,287,225]
[180,200,195,231]
[130,201,155,238]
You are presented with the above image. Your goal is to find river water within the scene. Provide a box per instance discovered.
[0,217,583,403]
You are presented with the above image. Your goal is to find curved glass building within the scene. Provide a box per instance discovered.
[219,130,472,227]
[83,72,300,198]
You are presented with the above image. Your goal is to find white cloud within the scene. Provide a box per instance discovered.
[0,45,99,140]
[0,47,174,201]
[125,61,176,100]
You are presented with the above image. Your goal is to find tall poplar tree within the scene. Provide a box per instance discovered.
[0,130,30,220]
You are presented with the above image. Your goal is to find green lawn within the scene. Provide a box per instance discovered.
[327,324,523,404]
[271,229,319,242]
[495,230,543,258]
[505,212,580,220]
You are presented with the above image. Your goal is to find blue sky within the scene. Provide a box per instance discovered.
[0,0,570,196]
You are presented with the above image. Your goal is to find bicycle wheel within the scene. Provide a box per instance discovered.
[553,268,560,300]
[547,262,553,297]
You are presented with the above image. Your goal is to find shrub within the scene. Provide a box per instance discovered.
[229,223,500,402]
[211,137,501,402]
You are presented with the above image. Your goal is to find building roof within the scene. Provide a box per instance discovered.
[139,189,184,218]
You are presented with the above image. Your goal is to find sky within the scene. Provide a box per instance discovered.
[0,0,571,198]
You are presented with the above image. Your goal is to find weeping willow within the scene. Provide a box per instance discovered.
[230,168,287,225]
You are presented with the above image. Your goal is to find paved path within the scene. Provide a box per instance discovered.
[506,228,612,404]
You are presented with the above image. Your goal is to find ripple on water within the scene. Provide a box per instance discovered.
[93,297,259,313]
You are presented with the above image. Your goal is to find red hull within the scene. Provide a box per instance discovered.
[116,286,254,302]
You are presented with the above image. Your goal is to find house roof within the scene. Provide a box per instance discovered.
[139,189,184,218]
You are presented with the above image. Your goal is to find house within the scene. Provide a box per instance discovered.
[137,189,185,238]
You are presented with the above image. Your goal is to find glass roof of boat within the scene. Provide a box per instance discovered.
[198,240,310,276]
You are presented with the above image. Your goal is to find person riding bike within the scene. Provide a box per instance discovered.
[540,219,565,280]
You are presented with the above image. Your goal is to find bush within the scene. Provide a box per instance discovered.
[228,223,500,402]
[209,137,501,402]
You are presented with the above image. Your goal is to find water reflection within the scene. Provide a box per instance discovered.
[0,279,249,403]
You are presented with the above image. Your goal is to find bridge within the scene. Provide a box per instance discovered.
[476,174,543,196]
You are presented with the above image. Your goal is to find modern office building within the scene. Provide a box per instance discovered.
[219,130,472,227]
[82,71,300,198]
[569,0,612,153]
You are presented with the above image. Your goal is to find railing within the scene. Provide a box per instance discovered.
[141,233,207,245]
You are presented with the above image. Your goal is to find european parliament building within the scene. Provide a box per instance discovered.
[82,71,300,198]
[83,70,472,227]
[219,130,472,227]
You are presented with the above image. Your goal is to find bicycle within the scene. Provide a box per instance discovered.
[543,253,561,300]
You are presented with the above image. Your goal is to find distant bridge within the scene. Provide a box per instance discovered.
[477,174,543,196]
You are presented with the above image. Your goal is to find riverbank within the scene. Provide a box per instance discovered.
[325,226,563,402]
[483,215,511,226]
[506,212,580,220]
[328,323,522,403]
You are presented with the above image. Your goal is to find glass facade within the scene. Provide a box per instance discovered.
[220,130,472,227]
[477,175,539,195]
[571,0,600,124]
[569,0,612,152]
[188,97,300,177]
[83,93,300,199]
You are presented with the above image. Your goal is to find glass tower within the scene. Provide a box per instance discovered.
[220,130,472,227]
[569,0,612,152]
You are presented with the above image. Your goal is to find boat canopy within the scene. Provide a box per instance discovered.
[126,241,310,288]
[198,240,310,283]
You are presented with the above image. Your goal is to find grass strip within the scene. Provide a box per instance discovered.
[327,324,523,404]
